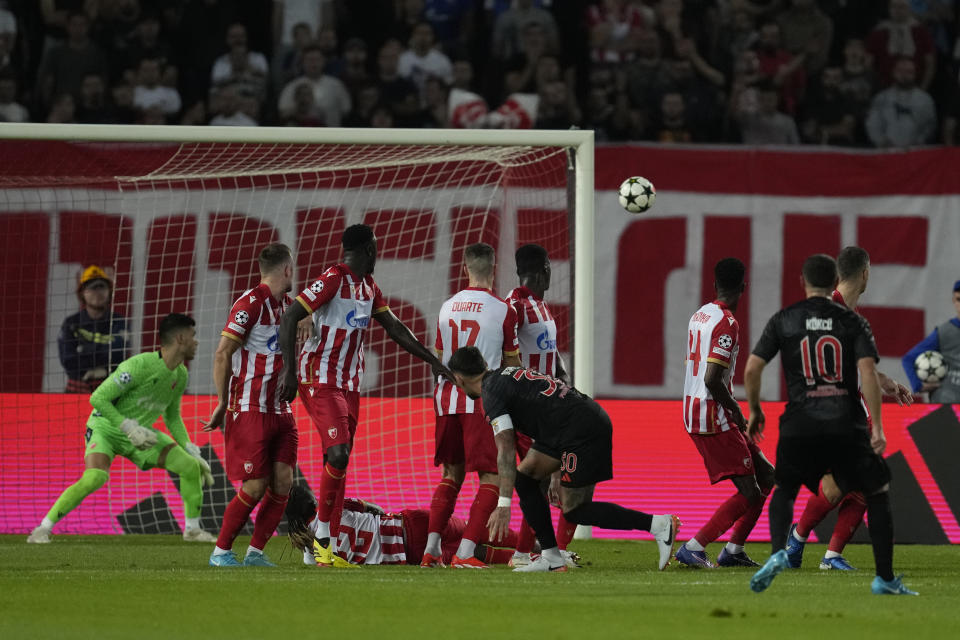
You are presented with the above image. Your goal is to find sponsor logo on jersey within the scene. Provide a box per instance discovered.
[235,310,249,325]
[718,334,733,349]
[806,317,833,331]
[346,309,370,328]
[536,330,557,351]
[248,295,256,303]
[267,331,279,352]
[136,395,168,412]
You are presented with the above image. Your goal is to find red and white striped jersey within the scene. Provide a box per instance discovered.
[434,287,519,415]
[334,500,406,565]
[683,300,740,434]
[296,264,388,391]
[506,286,559,376]
[220,283,292,414]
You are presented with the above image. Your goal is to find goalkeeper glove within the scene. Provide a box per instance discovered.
[119,419,158,450]
[185,443,214,487]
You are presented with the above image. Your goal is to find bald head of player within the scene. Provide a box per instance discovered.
[714,257,746,312]
[463,242,496,289]
[515,243,550,298]
[801,253,839,297]
[258,242,294,295]
[342,224,377,275]
[448,345,488,399]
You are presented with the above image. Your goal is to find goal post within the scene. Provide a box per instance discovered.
[0,122,593,536]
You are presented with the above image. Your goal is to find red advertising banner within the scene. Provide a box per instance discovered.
[3,394,957,544]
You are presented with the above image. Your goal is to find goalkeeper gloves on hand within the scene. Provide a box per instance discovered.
[185,442,214,487]
[119,419,158,450]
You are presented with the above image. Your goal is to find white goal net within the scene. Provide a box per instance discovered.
[0,125,593,536]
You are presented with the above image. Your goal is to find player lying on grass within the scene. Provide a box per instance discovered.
[284,485,582,567]
[448,346,681,572]
[28,314,216,544]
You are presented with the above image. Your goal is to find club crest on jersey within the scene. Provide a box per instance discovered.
[743,456,752,469]
[234,310,249,325]
[310,281,324,294]
[328,427,338,439]
[244,461,253,474]
[718,334,733,349]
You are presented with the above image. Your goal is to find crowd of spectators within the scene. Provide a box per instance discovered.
[0,0,958,146]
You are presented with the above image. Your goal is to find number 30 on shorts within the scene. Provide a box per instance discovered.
[561,452,578,473]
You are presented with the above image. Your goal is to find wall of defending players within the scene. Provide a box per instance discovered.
[2,394,958,543]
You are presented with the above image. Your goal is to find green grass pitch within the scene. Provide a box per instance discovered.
[1,535,956,640]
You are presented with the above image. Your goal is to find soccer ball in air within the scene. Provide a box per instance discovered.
[914,350,947,384]
[618,176,656,214]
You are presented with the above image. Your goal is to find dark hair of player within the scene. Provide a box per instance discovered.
[342,224,374,251]
[802,254,838,289]
[837,246,870,281]
[448,346,487,377]
[464,242,495,279]
[302,43,324,57]
[258,243,292,273]
[285,485,318,552]
[515,243,548,276]
[714,257,746,293]
[158,313,195,345]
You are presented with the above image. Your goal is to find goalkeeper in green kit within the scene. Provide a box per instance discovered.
[27,314,217,543]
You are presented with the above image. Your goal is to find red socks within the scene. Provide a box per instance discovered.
[694,492,750,545]
[556,511,576,550]
[427,478,461,535]
[797,486,836,538]
[317,462,346,525]
[215,489,257,550]
[250,488,289,551]
[829,492,867,552]
[730,490,769,546]
[462,483,500,544]
[516,517,536,554]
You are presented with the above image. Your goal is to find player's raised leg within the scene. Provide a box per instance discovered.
[28,452,111,543]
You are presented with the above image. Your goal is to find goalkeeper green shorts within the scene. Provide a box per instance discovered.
[84,419,177,470]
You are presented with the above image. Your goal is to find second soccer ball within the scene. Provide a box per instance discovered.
[618,176,656,214]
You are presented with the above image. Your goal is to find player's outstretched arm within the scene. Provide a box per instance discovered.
[204,335,241,432]
[277,302,309,402]
[743,354,767,442]
[876,370,912,407]
[703,361,746,431]
[488,425,517,542]
[374,309,453,381]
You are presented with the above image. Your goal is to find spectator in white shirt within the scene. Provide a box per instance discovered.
[866,57,937,148]
[210,84,259,126]
[133,58,181,116]
[211,23,269,100]
[398,21,453,99]
[277,45,351,126]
